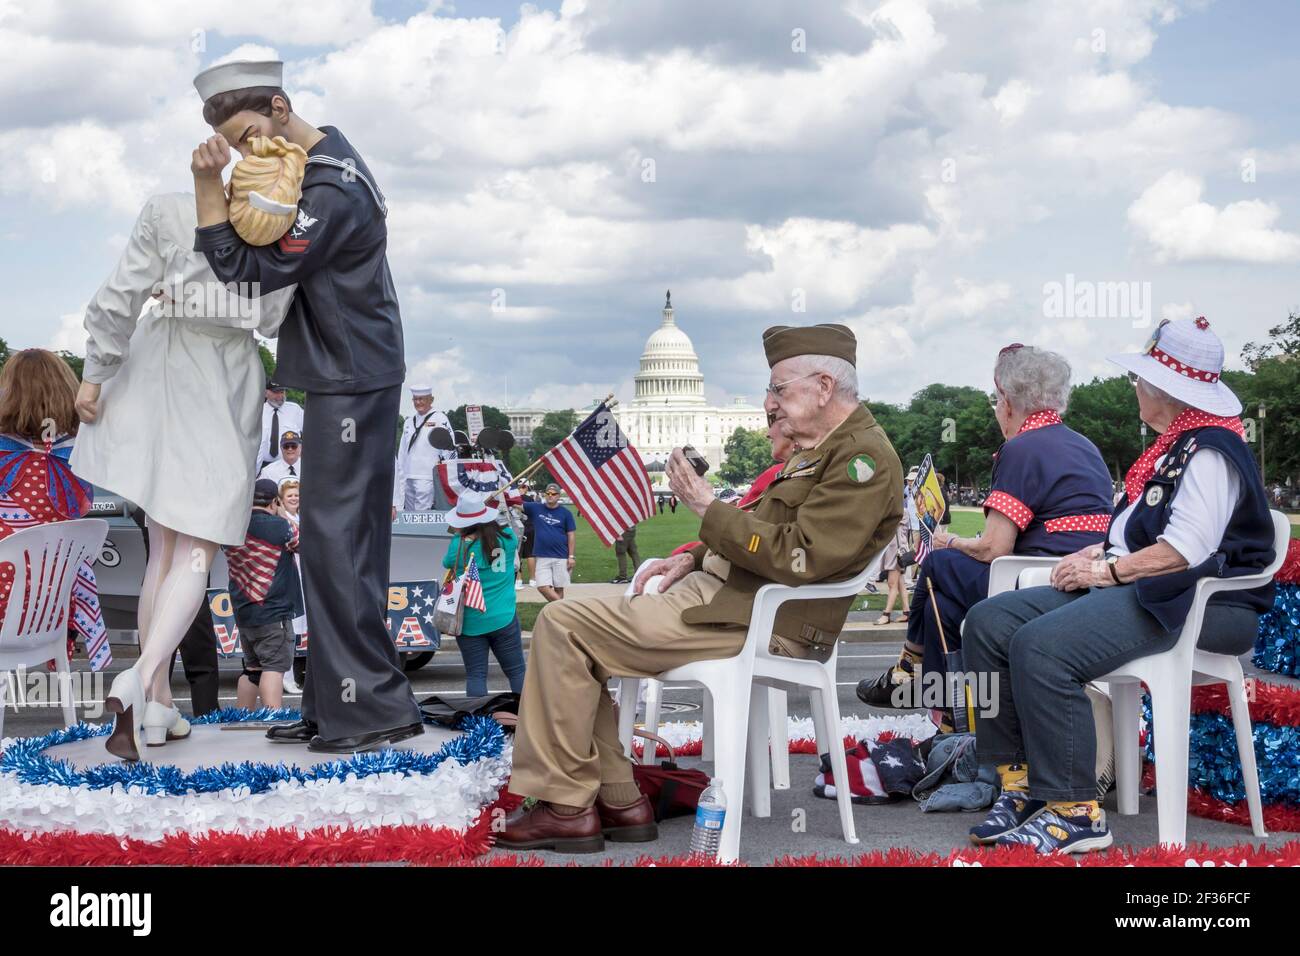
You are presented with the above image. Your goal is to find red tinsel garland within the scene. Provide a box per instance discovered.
[1191,680,1300,727]
[474,841,1300,867]
[0,788,524,867]
[1275,538,1300,585]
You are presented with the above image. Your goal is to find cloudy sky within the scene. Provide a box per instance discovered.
[3,0,1298,415]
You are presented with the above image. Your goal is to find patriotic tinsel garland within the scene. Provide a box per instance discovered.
[1253,537,1300,678]
[1146,682,1300,832]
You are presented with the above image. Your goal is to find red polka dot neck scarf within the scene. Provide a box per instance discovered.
[1123,409,1244,505]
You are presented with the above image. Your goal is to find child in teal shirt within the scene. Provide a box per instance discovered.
[443,494,526,696]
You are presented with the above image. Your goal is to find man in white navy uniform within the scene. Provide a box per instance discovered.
[258,381,304,472]
[392,384,452,513]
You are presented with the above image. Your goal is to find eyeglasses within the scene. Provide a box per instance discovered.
[1127,371,1140,386]
[988,392,1001,409]
[765,372,819,398]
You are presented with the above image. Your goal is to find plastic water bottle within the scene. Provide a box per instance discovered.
[689,778,727,857]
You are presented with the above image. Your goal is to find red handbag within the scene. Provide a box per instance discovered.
[630,729,711,822]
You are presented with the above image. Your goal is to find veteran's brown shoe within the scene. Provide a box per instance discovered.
[594,795,659,842]
[496,802,606,853]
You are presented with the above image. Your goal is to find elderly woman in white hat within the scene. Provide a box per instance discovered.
[960,317,1276,855]
[441,490,527,697]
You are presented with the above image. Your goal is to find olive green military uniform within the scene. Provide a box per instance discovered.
[509,402,903,808]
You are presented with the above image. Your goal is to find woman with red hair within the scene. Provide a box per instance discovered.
[0,349,108,671]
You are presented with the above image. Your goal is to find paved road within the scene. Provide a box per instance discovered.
[5,629,1293,865]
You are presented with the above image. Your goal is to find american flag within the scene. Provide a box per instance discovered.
[462,554,486,612]
[225,524,297,604]
[915,522,933,565]
[542,403,654,546]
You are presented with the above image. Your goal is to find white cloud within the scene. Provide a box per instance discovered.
[1127,170,1300,263]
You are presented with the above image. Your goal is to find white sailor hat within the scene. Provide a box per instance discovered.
[409,384,433,397]
[193,60,284,102]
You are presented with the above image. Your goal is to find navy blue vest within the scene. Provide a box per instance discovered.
[1112,426,1275,631]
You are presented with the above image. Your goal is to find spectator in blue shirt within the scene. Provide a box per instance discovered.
[522,482,577,602]
[443,492,526,697]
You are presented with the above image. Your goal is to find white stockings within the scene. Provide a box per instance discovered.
[136,519,218,707]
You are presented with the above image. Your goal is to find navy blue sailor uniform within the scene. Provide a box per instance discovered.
[195,126,420,740]
[910,410,1115,680]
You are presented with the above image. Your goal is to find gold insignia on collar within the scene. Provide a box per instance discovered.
[747,534,760,553]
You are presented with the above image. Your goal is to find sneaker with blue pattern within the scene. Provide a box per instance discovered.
[996,807,1113,854]
[969,791,1047,845]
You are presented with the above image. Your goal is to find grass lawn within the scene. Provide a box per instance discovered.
[511,505,995,626]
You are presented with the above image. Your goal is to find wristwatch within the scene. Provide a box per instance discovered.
[1106,554,1123,585]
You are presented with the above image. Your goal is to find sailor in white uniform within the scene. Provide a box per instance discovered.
[392,385,452,512]
[258,382,304,472]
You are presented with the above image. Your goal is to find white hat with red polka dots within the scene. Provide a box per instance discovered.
[1106,316,1242,417]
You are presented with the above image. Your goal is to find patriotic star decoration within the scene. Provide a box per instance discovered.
[412,586,424,598]
[423,596,435,607]
[881,755,904,768]
[423,613,435,625]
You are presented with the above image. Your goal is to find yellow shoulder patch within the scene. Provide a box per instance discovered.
[746,533,761,553]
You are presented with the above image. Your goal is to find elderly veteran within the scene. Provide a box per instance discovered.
[858,345,1113,715]
[962,317,1276,854]
[500,323,903,853]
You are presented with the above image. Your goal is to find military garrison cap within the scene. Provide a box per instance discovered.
[762,323,857,368]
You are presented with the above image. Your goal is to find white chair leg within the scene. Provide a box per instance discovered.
[768,688,790,790]
[710,680,752,864]
[641,678,662,765]
[1225,676,1267,838]
[617,677,639,758]
[54,651,76,728]
[702,688,714,762]
[809,687,831,757]
[746,688,772,818]
[812,684,859,845]
[1149,678,1191,848]
[1110,681,1141,816]
[0,668,8,739]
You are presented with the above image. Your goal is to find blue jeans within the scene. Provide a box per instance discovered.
[963,584,1258,802]
[459,615,526,697]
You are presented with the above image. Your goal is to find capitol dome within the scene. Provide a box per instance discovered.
[634,291,705,405]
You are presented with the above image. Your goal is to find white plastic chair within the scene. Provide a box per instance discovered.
[614,558,873,862]
[0,519,108,738]
[1015,510,1288,847]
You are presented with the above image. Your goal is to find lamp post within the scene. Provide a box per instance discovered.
[1259,401,1267,483]
[1140,420,1148,452]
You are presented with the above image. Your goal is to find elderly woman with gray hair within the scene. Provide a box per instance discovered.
[962,318,1276,854]
[859,344,1114,719]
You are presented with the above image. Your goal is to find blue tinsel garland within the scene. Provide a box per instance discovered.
[1254,582,1300,678]
[1142,696,1300,807]
[0,709,505,798]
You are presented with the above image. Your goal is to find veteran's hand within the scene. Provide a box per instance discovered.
[191,134,231,181]
[1050,546,1105,592]
[666,448,714,517]
[632,553,694,596]
[75,381,101,424]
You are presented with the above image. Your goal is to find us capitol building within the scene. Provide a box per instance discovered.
[505,293,767,472]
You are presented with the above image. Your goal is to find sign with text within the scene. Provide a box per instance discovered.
[466,404,485,443]
[207,581,441,657]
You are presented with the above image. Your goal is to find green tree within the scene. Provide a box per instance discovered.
[1063,376,1143,480]
[718,426,773,484]
[523,409,578,488]
[869,385,1002,489]
[58,351,84,380]
[447,404,510,435]
[1236,311,1300,485]
[0,337,10,366]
